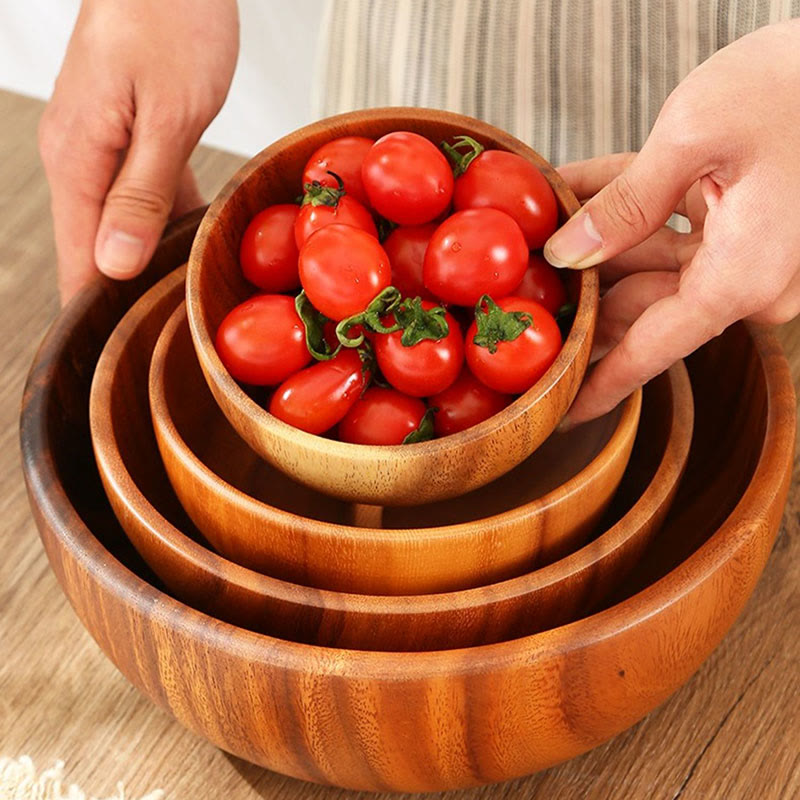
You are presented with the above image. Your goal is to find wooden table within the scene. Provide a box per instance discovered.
[1,90,797,800]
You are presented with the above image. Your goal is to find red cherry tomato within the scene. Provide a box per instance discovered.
[453,148,558,249]
[465,297,562,394]
[423,208,528,306]
[515,252,568,315]
[374,301,464,397]
[239,205,300,292]
[302,136,374,206]
[298,224,391,320]
[382,224,437,300]
[339,387,428,445]
[361,132,454,225]
[269,349,367,434]
[215,295,311,386]
[429,368,512,436]
[294,184,378,247]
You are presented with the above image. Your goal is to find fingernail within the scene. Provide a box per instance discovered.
[556,414,575,433]
[97,230,145,278]
[544,210,603,269]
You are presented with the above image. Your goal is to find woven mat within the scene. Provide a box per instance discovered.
[0,758,163,800]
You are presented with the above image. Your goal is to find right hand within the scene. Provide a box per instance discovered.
[39,0,239,305]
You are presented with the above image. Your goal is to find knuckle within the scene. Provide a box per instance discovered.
[105,180,172,220]
[602,174,651,235]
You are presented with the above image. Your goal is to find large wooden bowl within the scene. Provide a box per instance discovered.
[88,270,684,647]
[150,308,638,597]
[21,216,795,793]
[186,108,599,506]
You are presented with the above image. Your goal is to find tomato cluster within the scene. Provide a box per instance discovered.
[215,131,572,445]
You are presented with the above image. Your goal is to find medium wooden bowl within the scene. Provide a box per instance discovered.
[150,309,638,597]
[21,215,795,793]
[186,108,599,506]
[89,269,685,647]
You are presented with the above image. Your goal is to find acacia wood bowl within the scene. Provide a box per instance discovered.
[88,269,684,647]
[186,108,599,506]
[148,307,637,596]
[21,215,795,792]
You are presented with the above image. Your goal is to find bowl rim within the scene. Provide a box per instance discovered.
[152,297,642,544]
[20,216,795,670]
[185,107,599,467]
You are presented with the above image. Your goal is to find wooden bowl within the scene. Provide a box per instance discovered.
[186,108,599,506]
[21,215,795,793]
[89,270,685,647]
[150,309,638,597]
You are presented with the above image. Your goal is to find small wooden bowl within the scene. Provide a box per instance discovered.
[186,108,599,506]
[21,215,795,793]
[150,310,638,597]
[89,269,684,647]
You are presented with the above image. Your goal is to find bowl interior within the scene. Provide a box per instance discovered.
[162,309,624,528]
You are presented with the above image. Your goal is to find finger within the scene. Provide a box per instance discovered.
[564,244,738,426]
[171,164,204,220]
[94,111,196,280]
[557,152,637,201]
[39,109,122,306]
[591,271,681,363]
[599,230,701,286]
[544,133,706,271]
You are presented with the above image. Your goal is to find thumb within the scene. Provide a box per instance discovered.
[94,115,193,280]
[544,140,701,270]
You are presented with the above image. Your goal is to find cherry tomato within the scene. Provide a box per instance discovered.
[339,387,428,445]
[302,136,374,207]
[374,301,464,397]
[382,224,437,300]
[423,208,528,306]
[269,348,367,434]
[429,368,512,436]
[465,296,561,394]
[298,224,391,320]
[515,252,568,315]
[361,132,454,225]
[452,148,558,249]
[294,186,378,248]
[239,205,300,292]
[215,295,311,386]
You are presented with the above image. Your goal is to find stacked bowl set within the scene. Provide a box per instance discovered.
[20,109,795,793]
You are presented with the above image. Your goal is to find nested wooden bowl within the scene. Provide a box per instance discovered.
[21,214,796,791]
[20,215,795,792]
[150,311,638,597]
[186,108,599,506]
[88,268,686,648]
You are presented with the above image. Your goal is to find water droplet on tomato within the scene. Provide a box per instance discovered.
[451,242,462,252]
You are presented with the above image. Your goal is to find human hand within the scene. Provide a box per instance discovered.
[39,0,239,305]
[544,19,800,426]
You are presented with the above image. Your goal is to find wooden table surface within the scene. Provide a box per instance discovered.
[1,90,797,800]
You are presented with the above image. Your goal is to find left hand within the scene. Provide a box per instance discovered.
[544,19,800,427]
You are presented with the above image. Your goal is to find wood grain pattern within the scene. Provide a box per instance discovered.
[150,304,640,596]
[87,267,685,647]
[21,217,794,790]
[186,108,600,506]
[3,91,798,800]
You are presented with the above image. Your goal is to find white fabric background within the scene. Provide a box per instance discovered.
[0,0,325,157]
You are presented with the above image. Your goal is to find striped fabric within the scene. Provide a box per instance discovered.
[314,0,800,165]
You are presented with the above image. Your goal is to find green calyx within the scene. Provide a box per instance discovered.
[403,407,437,444]
[295,290,340,361]
[441,134,485,177]
[301,171,346,207]
[472,295,534,354]
[335,287,404,347]
[393,297,450,346]
[375,216,398,243]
